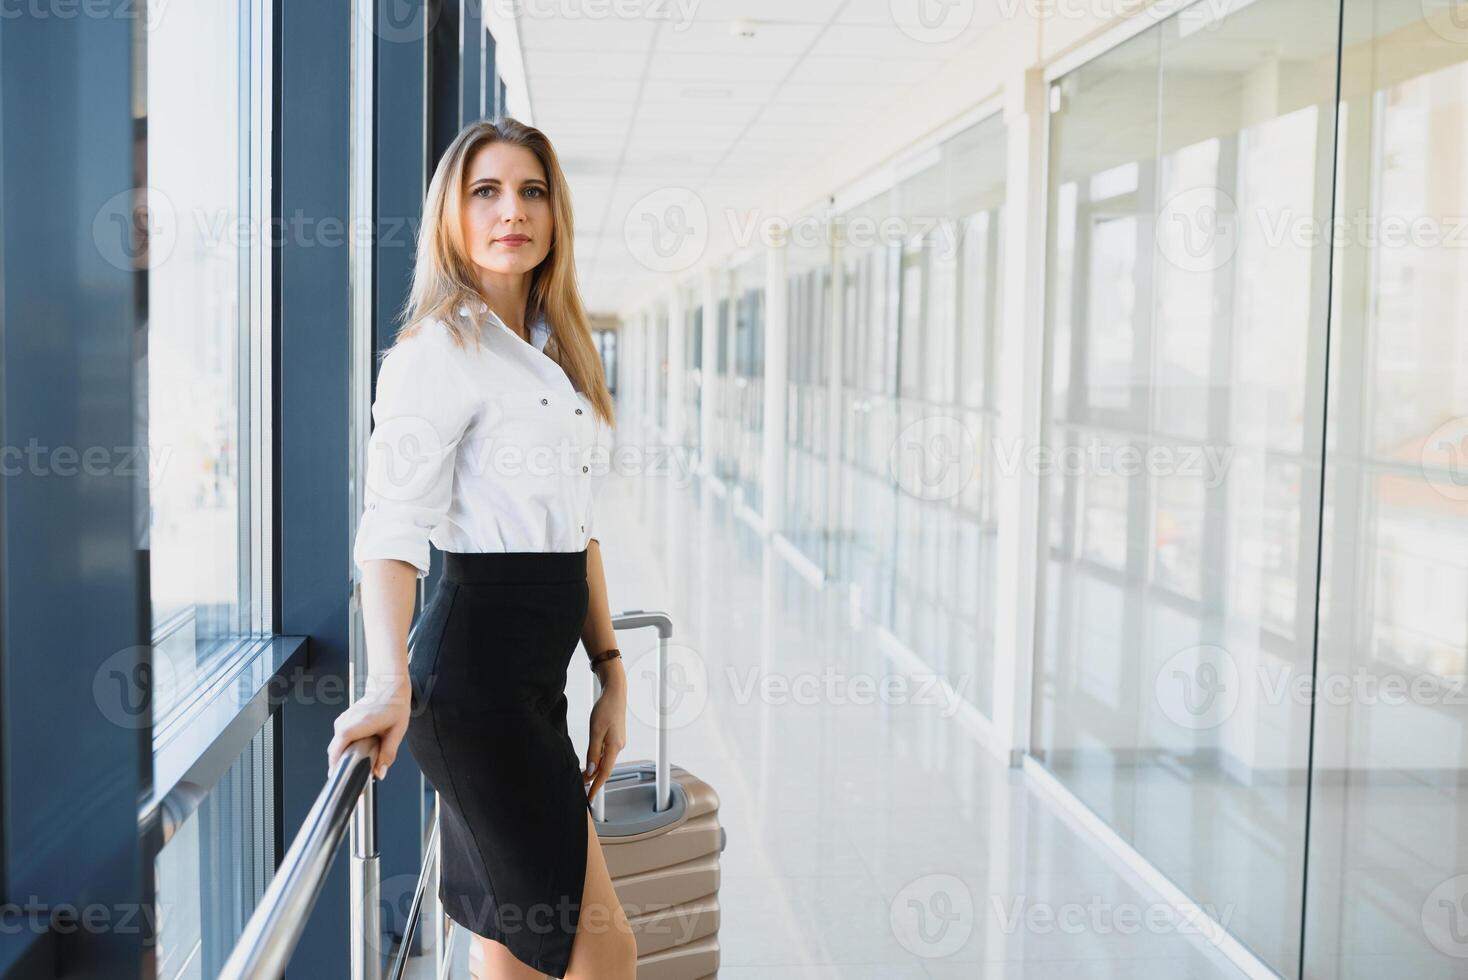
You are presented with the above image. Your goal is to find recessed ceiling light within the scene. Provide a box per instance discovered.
[729,18,757,38]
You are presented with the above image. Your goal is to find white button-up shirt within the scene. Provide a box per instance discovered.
[351,304,608,579]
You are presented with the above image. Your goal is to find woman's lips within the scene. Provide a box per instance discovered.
[496,235,530,247]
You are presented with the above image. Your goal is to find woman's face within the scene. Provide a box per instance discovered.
[460,141,553,278]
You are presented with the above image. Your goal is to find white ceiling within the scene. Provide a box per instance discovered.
[515,0,1006,316]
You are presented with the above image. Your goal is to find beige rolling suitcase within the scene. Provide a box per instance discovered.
[594,610,724,979]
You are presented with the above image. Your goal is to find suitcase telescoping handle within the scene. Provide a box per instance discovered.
[594,609,675,819]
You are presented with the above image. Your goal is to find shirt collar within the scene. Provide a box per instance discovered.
[457,299,551,351]
[528,311,552,352]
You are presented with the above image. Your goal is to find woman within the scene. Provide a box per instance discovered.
[326,118,635,980]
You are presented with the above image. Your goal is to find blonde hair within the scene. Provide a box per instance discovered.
[392,117,615,429]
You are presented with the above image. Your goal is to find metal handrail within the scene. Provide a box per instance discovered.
[217,736,379,979]
[216,608,670,978]
[386,798,439,980]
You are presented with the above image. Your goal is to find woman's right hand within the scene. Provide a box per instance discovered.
[327,673,413,781]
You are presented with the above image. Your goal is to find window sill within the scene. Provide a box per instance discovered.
[140,634,309,849]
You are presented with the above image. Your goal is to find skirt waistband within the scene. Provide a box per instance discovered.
[442,549,587,584]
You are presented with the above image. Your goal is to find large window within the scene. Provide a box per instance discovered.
[783,210,834,570]
[834,187,903,625]
[889,113,1006,718]
[654,304,670,431]
[710,292,737,485]
[144,0,272,734]
[1303,2,1468,975]
[729,254,766,515]
[827,115,1007,659]
[1034,0,1341,974]
[141,0,275,973]
[153,721,276,979]
[680,284,703,454]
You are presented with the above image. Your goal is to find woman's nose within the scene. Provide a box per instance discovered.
[499,197,527,222]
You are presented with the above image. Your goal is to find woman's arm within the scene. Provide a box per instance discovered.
[325,558,418,780]
[360,557,420,678]
[333,326,475,779]
[581,539,627,799]
[582,538,618,665]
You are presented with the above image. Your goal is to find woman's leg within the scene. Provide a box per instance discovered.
[469,809,635,979]
[470,933,544,980]
[565,810,637,980]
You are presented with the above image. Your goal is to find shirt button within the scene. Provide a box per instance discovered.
[575,408,582,415]
[582,465,589,473]
[368,502,377,510]
[540,397,548,405]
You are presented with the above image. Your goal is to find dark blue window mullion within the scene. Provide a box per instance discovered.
[0,8,147,977]
[371,0,434,955]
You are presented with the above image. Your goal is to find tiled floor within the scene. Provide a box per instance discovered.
[407,464,1248,979]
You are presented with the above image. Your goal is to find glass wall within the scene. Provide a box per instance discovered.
[154,721,276,979]
[730,254,766,514]
[595,327,618,396]
[834,186,902,623]
[889,114,1007,718]
[654,304,670,432]
[828,114,1008,662]
[680,283,703,455]
[621,2,1468,976]
[143,0,279,968]
[145,0,271,731]
[1033,0,1341,973]
[783,211,833,569]
[710,292,738,485]
[1303,2,1468,976]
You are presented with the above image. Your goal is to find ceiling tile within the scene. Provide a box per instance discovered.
[652,18,825,56]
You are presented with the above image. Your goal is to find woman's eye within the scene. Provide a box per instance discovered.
[525,187,545,199]
[473,186,493,198]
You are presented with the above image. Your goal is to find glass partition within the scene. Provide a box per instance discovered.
[710,292,738,485]
[1303,2,1468,976]
[1033,0,1342,972]
[834,187,903,625]
[654,304,670,432]
[783,210,834,570]
[889,113,1007,717]
[681,283,703,455]
[730,254,766,514]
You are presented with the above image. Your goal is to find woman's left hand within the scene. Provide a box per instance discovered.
[584,662,628,801]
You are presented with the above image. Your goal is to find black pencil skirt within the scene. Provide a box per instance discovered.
[405,548,593,979]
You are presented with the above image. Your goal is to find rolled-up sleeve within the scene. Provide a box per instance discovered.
[352,332,476,579]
